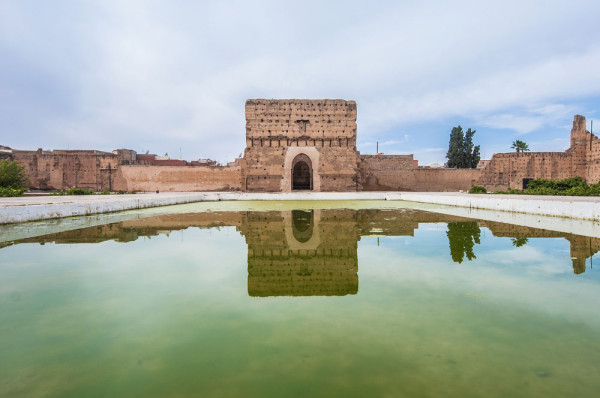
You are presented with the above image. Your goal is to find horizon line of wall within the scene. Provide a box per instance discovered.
[2,110,597,192]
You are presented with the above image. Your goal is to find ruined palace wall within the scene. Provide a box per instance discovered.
[12,149,242,192]
[585,132,600,184]
[13,150,121,191]
[476,152,575,191]
[476,115,600,191]
[114,165,242,192]
[245,99,357,143]
[359,155,415,190]
[359,155,480,191]
[411,169,482,191]
[244,99,359,192]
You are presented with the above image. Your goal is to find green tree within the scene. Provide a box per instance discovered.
[511,140,529,153]
[446,126,481,168]
[0,159,28,189]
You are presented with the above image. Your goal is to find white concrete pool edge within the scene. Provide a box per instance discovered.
[1,191,599,225]
[0,192,213,224]
[394,192,600,222]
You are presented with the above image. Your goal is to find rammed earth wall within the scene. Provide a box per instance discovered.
[476,115,600,191]
[8,100,598,193]
[243,99,360,192]
[114,165,242,192]
[12,149,124,191]
[359,155,481,191]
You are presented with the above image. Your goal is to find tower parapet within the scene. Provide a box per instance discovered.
[569,114,590,179]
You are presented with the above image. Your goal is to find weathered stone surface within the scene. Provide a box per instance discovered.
[243,99,360,192]
[8,100,599,193]
[13,149,123,191]
[12,149,243,192]
[477,115,600,191]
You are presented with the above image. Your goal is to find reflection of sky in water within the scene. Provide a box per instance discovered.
[360,225,600,330]
[1,211,600,397]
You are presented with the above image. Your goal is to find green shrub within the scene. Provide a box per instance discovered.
[516,177,600,196]
[493,190,507,194]
[526,177,586,191]
[468,185,487,194]
[0,159,28,189]
[564,186,589,196]
[65,188,96,195]
[555,176,586,190]
[589,182,600,196]
[117,190,126,194]
[526,186,558,196]
[0,187,26,197]
[525,178,552,190]
[100,190,110,195]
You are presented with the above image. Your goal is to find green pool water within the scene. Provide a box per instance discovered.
[1,206,599,397]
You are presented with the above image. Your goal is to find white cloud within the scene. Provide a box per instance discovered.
[473,104,578,134]
[2,0,600,162]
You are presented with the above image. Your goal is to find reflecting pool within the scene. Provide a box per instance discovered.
[1,206,599,397]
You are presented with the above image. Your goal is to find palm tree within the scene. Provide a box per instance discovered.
[511,140,530,153]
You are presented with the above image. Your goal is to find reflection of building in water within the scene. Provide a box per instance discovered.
[3,210,599,285]
[239,210,359,297]
[483,222,600,274]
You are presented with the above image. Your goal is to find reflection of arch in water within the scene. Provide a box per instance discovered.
[292,210,314,243]
[292,154,312,190]
[284,209,321,250]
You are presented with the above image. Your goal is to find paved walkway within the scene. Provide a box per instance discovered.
[1,191,599,224]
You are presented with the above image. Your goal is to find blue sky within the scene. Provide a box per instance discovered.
[1,0,599,165]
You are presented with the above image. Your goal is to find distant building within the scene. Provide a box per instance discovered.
[112,149,137,164]
[0,145,12,160]
[476,160,490,169]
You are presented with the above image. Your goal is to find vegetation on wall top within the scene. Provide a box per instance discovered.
[511,140,530,153]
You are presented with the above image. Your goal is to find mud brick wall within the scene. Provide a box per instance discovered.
[476,152,574,191]
[360,154,480,191]
[359,154,415,190]
[476,115,600,191]
[411,169,482,191]
[10,108,598,193]
[243,99,360,192]
[584,130,600,184]
[13,149,122,191]
[114,164,242,192]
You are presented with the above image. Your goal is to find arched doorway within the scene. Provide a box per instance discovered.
[292,154,312,190]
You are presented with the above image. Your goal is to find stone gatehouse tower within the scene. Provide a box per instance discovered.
[243,99,360,192]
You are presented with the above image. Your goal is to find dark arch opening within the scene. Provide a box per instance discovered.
[292,154,313,190]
